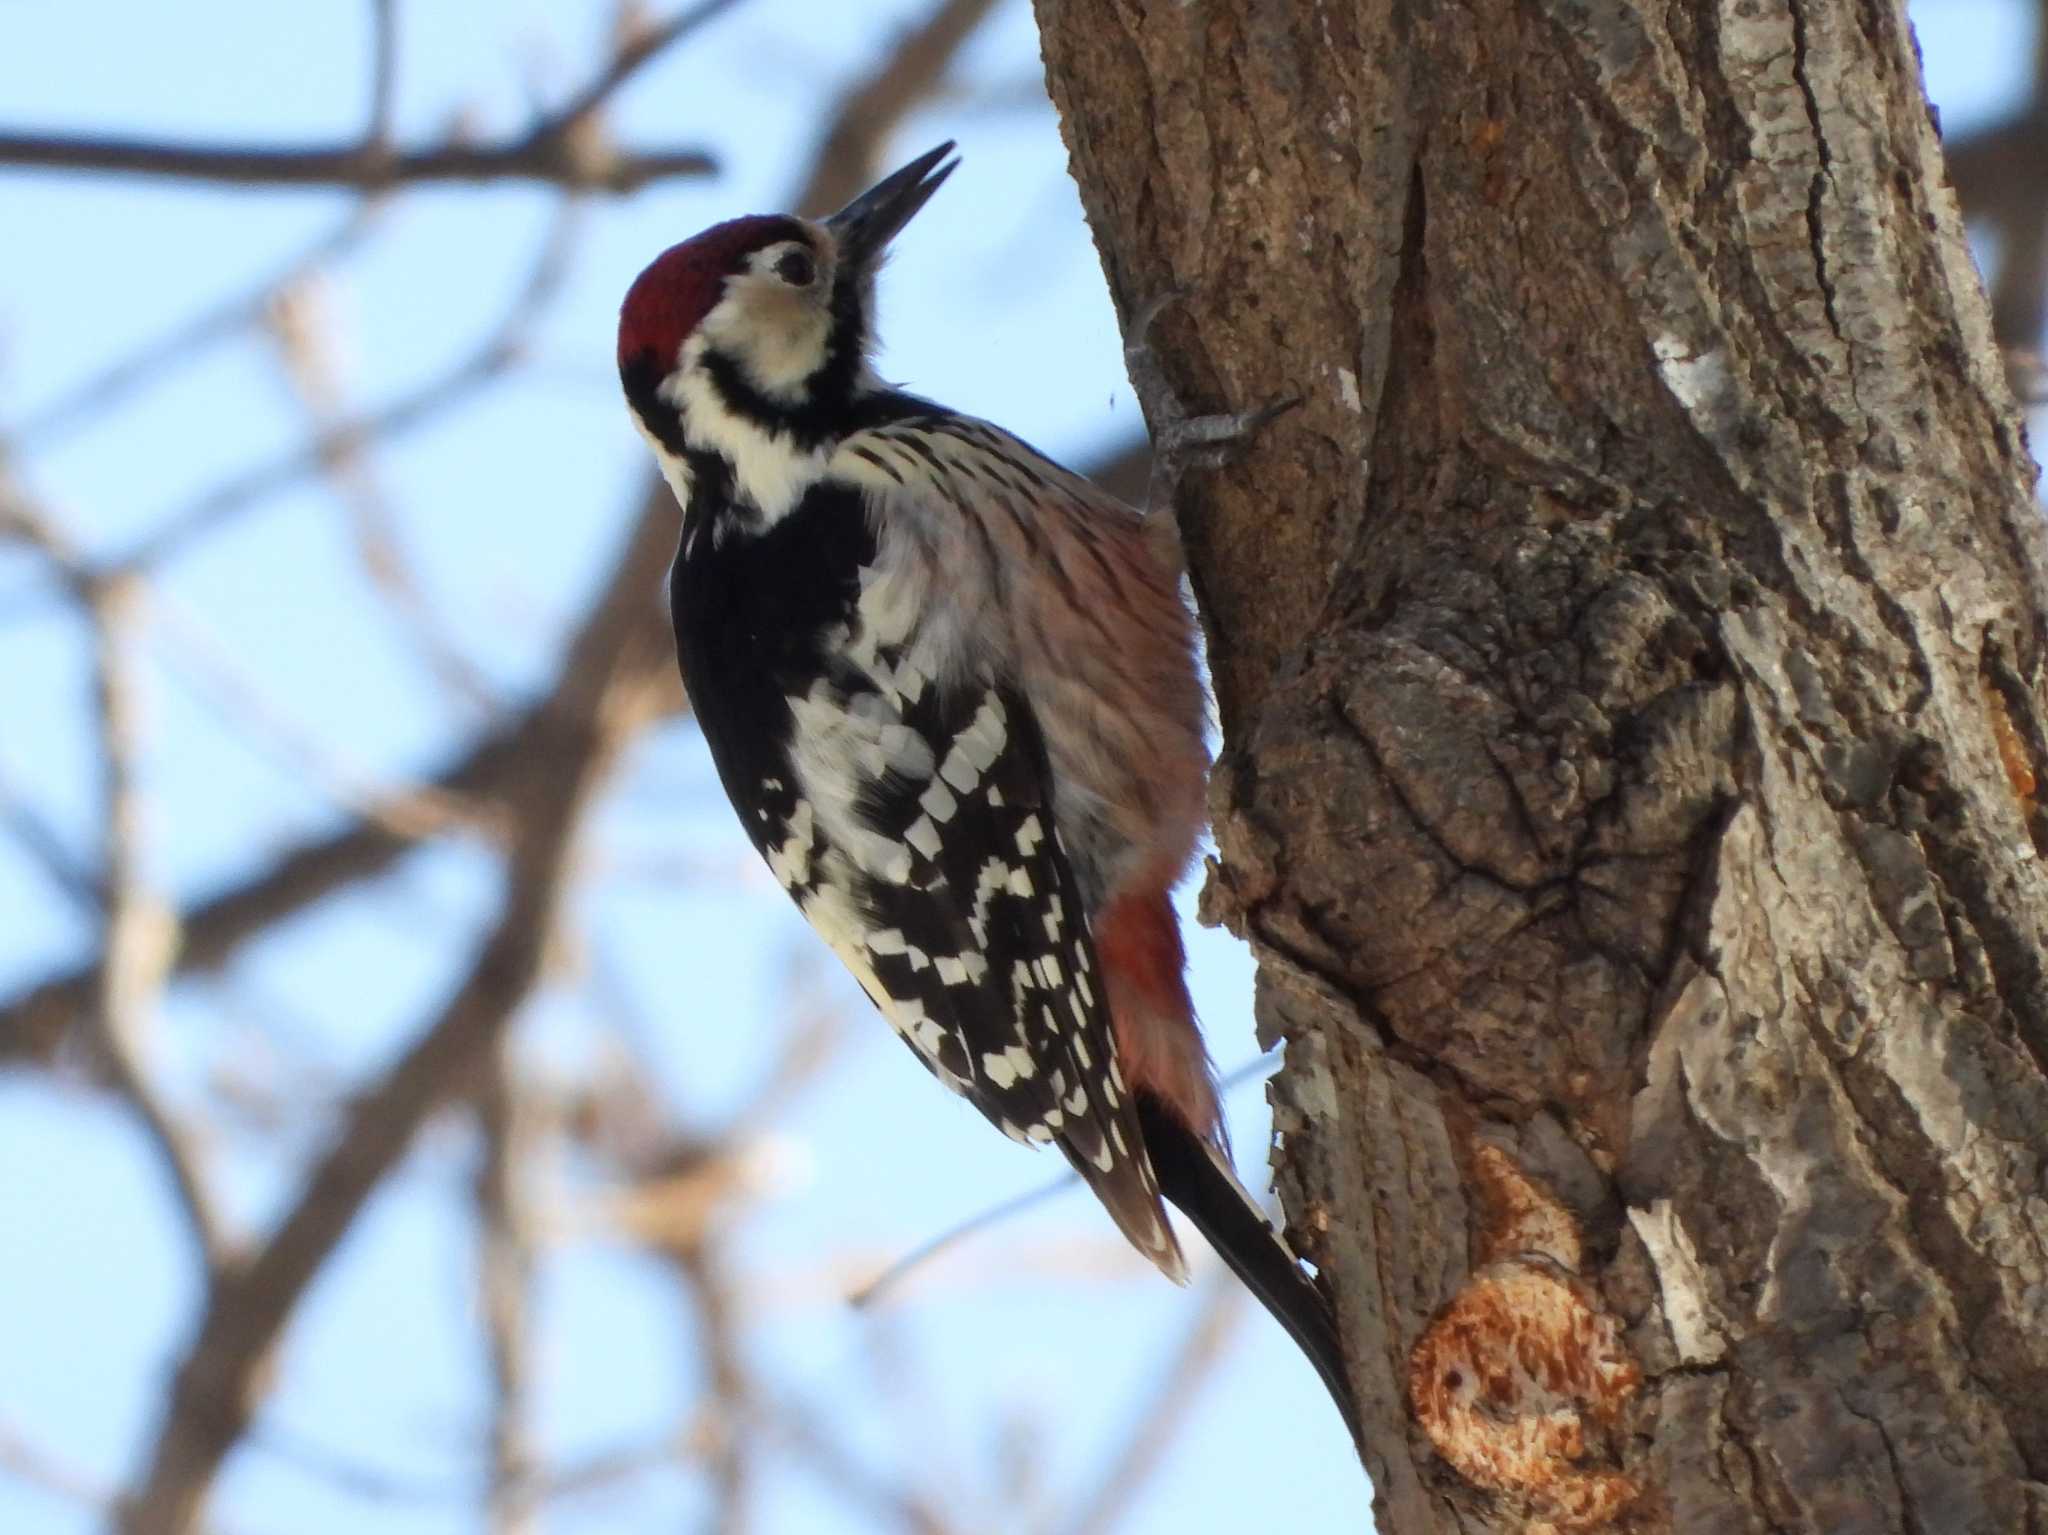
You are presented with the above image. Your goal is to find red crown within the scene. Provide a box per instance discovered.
[617,214,806,374]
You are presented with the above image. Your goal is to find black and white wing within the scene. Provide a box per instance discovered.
[774,662,1186,1279]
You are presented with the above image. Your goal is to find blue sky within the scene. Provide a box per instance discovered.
[0,2,2032,1533]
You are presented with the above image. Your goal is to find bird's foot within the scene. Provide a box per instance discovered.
[1122,289,1298,519]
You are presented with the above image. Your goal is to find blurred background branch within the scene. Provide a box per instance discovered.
[0,0,734,195]
[0,1,2030,1533]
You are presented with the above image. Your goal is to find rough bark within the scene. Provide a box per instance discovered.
[1035,1,2048,1531]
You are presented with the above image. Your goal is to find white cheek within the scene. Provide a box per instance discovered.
[751,308,832,393]
[698,283,831,396]
[663,334,829,525]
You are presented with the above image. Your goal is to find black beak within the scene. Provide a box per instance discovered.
[824,141,959,272]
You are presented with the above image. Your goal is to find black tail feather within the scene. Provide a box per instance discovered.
[1135,1094,1362,1448]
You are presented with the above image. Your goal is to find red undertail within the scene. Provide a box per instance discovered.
[1095,877,1361,1445]
[1092,880,1222,1146]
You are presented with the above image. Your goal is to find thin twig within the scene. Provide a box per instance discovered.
[4,480,227,1264]
[365,0,398,146]
[848,1051,1278,1308]
[260,266,502,712]
[82,568,229,1268]
[789,0,1001,217]
[528,1418,712,1507]
[0,751,100,911]
[671,1246,752,1535]
[542,0,746,139]
[246,1420,469,1506]
[774,1402,960,1535]
[1050,1279,1243,1535]
[847,1177,1077,1310]
[478,1047,537,1535]
[14,207,383,447]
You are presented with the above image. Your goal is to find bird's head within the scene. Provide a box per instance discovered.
[618,141,958,466]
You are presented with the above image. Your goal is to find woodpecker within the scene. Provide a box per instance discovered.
[618,142,1354,1432]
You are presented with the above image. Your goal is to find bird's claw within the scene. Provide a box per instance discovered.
[1122,287,1296,519]
[1151,394,1301,474]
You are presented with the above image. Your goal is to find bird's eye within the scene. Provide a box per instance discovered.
[774,248,816,287]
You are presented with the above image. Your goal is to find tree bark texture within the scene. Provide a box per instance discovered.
[1035,2,2048,1531]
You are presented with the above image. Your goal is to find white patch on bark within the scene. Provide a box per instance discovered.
[1626,1199,1729,1364]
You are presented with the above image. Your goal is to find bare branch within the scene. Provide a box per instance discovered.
[83,571,230,1268]
[0,129,715,193]
[0,2,736,195]
[0,504,681,1077]
[115,482,678,1535]
[477,1049,537,1535]
[1,715,500,1070]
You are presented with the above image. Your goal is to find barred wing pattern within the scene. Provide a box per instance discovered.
[768,660,1183,1278]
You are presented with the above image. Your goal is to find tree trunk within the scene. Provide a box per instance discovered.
[1034,1,2048,1530]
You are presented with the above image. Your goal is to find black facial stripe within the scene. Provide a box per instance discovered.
[698,346,935,452]
[681,447,737,532]
[699,346,834,450]
[818,267,868,396]
[620,351,688,456]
